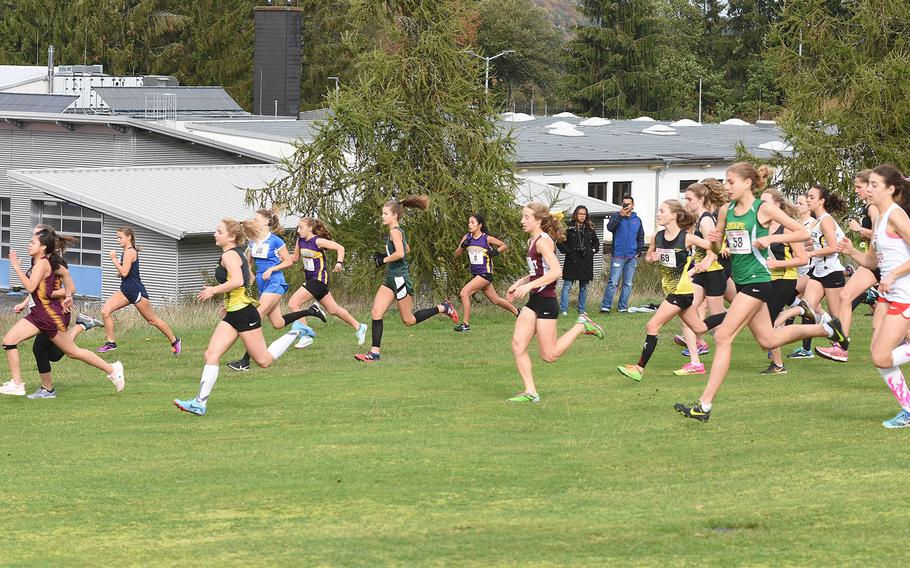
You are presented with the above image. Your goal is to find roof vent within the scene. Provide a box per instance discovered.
[548,126,585,137]
[545,121,574,129]
[579,117,611,126]
[670,119,700,127]
[502,112,535,122]
[632,116,656,122]
[553,112,578,118]
[642,124,677,136]
[758,140,793,152]
[720,118,751,126]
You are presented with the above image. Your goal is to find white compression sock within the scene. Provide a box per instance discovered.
[891,343,910,367]
[196,364,219,404]
[877,366,910,411]
[266,331,298,361]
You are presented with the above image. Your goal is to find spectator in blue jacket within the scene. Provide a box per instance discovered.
[600,194,645,313]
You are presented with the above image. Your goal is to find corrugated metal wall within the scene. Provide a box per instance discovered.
[101,214,178,306]
[177,237,222,300]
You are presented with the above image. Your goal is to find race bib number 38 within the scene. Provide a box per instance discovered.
[655,248,676,268]
[727,229,751,254]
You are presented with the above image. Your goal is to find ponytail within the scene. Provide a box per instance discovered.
[525,202,567,243]
[223,218,258,247]
[663,199,697,230]
[256,208,283,236]
[302,217,332,240]
[385,195,430,220]
[811,183,846,215]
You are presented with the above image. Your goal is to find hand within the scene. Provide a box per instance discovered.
[459,238,470,249]
[766,258,780,269]
[219,307,227,319]
[333,262,344,273]
[881,274,896,295]
[13,300,27,314]
[753,236,771,250]
[836,236,855,255]
[707,229,722,242]
[197,286,216,301]
[372,252,387,268]
[848,219,862,233]
[8,250,17,266]
[109,250,118,261]
[262,268,273,281]
[487,248,500,258]
[512,284,531,300]
[62,296,74,312]
[720,249,730,258]
[645,251,658,263]
[693,260,710,273]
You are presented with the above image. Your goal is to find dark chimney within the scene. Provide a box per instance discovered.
[253,6,303,117]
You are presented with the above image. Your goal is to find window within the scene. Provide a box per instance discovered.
[32,200,103,266]
[0,198,9,259]
[612,181,632,205]
[547,182,568,191]
[588,182,608,201]
[679,179,698,201]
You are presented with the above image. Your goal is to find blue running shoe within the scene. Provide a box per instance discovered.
[292,321,316,338]
[173,398,206,416]
[882,409,910,429]
[681,340,709,357]
[787,347,814,359]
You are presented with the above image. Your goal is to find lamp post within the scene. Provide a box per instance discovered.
[465,49,515,94]
[328,76,340,91]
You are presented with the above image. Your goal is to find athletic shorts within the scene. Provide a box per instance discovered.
[666,293,694,310]
[472,272,493,283]
[25,309,71,340]
[879,297,910,319]
[256,273,289,296]
[303,278,329,301]
[383,274,414,301]
[872,268,882,282]
[809,268,846,289]
[735,281,773,300]
[526,294,558,320]
[768,279,798,321]
[223,304,262,332]
[121,282,149,305]
[720,257,733,279]
[691,270,726,297]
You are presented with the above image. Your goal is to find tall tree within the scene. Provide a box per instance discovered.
[249,0,525,297]
[299,0,357,110]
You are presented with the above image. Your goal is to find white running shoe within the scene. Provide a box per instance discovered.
[295,335,314,349]
[108,361,125,392]
[356,323,368,346]
[0,380,25,396]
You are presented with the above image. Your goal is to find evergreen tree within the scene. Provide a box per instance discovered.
[248,0,525,297]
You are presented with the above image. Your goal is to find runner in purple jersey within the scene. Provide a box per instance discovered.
[453,213,518,332]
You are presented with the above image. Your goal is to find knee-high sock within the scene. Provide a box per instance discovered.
[704,313,726,331]
[851,292,865,312]
[282,305,322,327]
[372,319,383,349]
[239,351,251,365]
[891,343,910,367]
[637,335,658,368]
[266,331,298,360]
[878,366,910,411]
[196,364,219,404]
[413,306,440,324]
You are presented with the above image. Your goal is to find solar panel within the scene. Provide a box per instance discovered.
[0,93,78,113]
[92,87,244,113]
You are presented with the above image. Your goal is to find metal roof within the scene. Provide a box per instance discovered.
[92,86,244,113]
[518,179,619,216]
[184,119,318,143]
[0,93,77,113]
[8,164,296,239]
[0,65,47,90]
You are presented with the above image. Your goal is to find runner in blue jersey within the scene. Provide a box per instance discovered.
[96,226,181,356]
[228,209,325,371]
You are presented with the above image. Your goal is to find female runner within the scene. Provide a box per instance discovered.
[454,213,518,332]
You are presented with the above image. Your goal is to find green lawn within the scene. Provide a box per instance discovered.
[0,302,905,566]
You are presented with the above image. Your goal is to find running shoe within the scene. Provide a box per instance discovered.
[824,317,847,344]
[75,313,103,330]
[294,335,314,349]
[787,347,814,359]
[356,323,368,345]
[577,314,604,339]
[227,359,251,371]
[171,337,182,357]
[173,398,206,416]
[26,386,56,399]
[454,323,471,332]
[865,288,880,306]
[507,392,540,403]
[292,321,316,338]
[815,343,848,363]
[674,400,711,422]
[354,352,381,362]
[108,361,125,392]
[681,340,710,357]
[673,362,705,376]
[618,364,643,382]
[441,300,459,323]
[96,341,117,353]
[796,299,816,324]
[760,363,788,375]
[0,380,25,396]
[308,304,327,323]
[882,409,910,429]
[673,335,687,347]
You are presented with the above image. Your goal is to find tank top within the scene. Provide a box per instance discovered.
[808,212,845,277]
[31,256,63,308]
[861,204,873,231]
[769,225,798,281]
[725,199,771,284]
[119,247,143,284]
[873,204,910,303]
[463,232,493,276]
[527,233,556,298]
[248,233,286,276]
[655,228,694,295]
[215,246,258,312]
[692,211,723,272]
[385,227,409,278]
[297,236,328,284]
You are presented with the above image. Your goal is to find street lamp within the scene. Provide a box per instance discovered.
[465,49,515,94]
[328,76,340,91]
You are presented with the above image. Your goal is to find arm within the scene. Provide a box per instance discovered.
[607,214,620,233]
[879,209,910,293]
[57,266,76,312]
[10,253,48,293]
[454,233,470,257]
[590,227,600,255]
[636,221,645,255]
[837,237,877,270]
[262,243,290,280]
[110,248,135,278]
[487,235,508,253]
[513,237,562,299]
[805,216,838,257]
[197,251,244,301]
[708,205,728,253]
[315,237,346,273]
[684,233,713,252]
[382,229,406,264]
[269,240,300,274]
[767,237,809,270]
[754,206,810,249]
[692,216,719,272]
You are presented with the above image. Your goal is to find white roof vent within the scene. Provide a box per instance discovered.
[553,112,578,118]
[548,126,585,137]
[670,119,700,127]
[545,121,574,129]
[642,124,677,136]
[502,112,535,122]
[579,117,611,126]
[632,116,656,122]
[720,118,751,126]
[758,140,793,152]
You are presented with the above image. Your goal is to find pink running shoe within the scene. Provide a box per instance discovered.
[441,299,459,324]
[673,362,706,376]
[815,343,848,362]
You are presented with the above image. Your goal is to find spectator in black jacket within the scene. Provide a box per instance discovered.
[557,206,600,315]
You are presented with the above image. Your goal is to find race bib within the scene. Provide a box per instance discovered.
[250,240,270,259]
[526,257,537,275]
[727,230,751,254]
[468,248,485,265]
[303,258,316,272]
[28,295,35,309]
[655,248,676,268]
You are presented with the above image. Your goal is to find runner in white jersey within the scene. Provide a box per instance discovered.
[837,165,910,428]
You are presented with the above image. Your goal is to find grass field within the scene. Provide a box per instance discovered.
[0,299,906,566]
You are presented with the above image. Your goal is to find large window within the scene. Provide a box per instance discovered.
[32,201,103,266]
[588,182,608,202]
[612,181,632,205]
[0,198,9,259]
